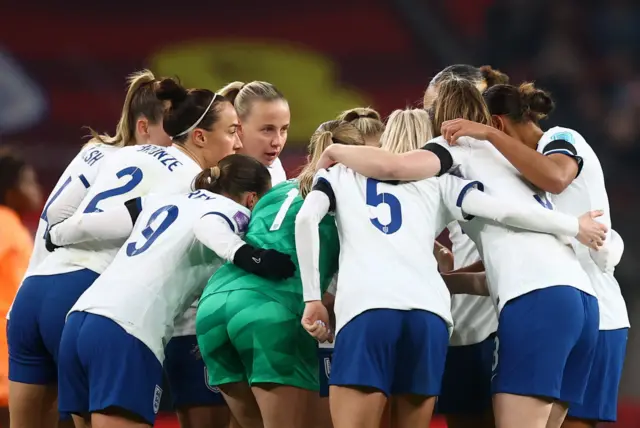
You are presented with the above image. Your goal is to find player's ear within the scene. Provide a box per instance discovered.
[191,128,207,148]
[491,115,505,132]
[244,191,259,210]
[136,117,150,141]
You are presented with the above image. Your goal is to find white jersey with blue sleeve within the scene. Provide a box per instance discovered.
[34,144,202,276]
[538,127,629,330]
[69,189,250,363]
[447,223,498,346]
[311,165,483,335]
[22,143,119,279]
[430,135,594,311]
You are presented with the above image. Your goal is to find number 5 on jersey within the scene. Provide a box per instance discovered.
[366,178,402,235]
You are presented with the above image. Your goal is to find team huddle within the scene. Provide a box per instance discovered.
[5,64,628,428]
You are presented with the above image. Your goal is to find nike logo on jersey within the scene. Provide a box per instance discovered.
[252,257,261,263]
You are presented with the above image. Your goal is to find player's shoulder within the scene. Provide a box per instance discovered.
[268,179,299,198]
[542,126,586,146]
[200,191,251,233]
[423,135,478,148]
[251,179,298,212]
[315,163,353,182]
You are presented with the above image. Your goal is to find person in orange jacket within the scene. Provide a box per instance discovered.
[0,148,42,423]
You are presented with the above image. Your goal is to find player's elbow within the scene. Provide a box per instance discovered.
[545,175,572,195]
[377,159,412,181]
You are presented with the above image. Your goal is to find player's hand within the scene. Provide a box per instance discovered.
[317,146,337,170]
[233,245,296,280]
[576,210,607,250]
[441,119,492,145]
[302,300,333,343]
[434,242,454,273]
[255,249,296,280]
[45,225,62,252]
[590,229,624,273]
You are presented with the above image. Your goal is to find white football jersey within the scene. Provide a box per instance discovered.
[538,127,629,330]
[314,165,483,335]
[447,223,498,346]
[23,143,119,279]
[34,144,202,276]
[430,136,594,311]
[268,157,287,186]
[70,189,250,363]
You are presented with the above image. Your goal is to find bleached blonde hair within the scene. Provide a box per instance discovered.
[379,109,433,154]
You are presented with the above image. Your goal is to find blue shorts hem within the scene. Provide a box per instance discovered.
[164,335,226,409]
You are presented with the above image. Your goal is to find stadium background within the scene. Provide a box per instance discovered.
[1,0,639,426]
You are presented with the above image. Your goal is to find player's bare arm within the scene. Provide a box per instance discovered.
[319,144,443,181]
[441,119,578,194]
[451,259,485,273]
[441,271,489,296]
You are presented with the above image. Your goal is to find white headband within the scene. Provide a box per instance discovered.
[171,93,219,140]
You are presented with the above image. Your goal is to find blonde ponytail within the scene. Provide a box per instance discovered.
[298,120,365,197]
[86,69,165,147]
[337,107,385,144]
[218,81,245,105]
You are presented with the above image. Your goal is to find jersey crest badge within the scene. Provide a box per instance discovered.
[153,385,163,414]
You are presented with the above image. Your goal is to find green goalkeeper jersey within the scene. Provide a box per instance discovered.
[201,179,339,316]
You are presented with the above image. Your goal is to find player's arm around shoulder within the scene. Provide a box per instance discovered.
[47,196,143,251]
[195,201,295,280]
[321,141,449,181]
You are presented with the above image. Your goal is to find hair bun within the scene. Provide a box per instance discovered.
[480,65,510,88]
[518,82,555,118]
[155,78,188,106]
[210,166,221,180]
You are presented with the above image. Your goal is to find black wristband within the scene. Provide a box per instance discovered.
[45,227,61,252]
[232,244,261,273]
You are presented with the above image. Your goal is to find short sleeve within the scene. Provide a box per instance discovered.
[311,168,337,212]
[438,174,484,222]
[202,200,251,234]
[537,129,584,177]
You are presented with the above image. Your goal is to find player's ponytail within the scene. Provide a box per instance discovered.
[193,154,271,200]
[297,120,365,198]
[85,69,169,147]
[337,107,385,145]
[157,79,231,143]
[380,109,433,154]
[217,81,286,120]
[218,81,245,105]
[484,83,555,124]
[518,82,555,121]
[431,78,492,137]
